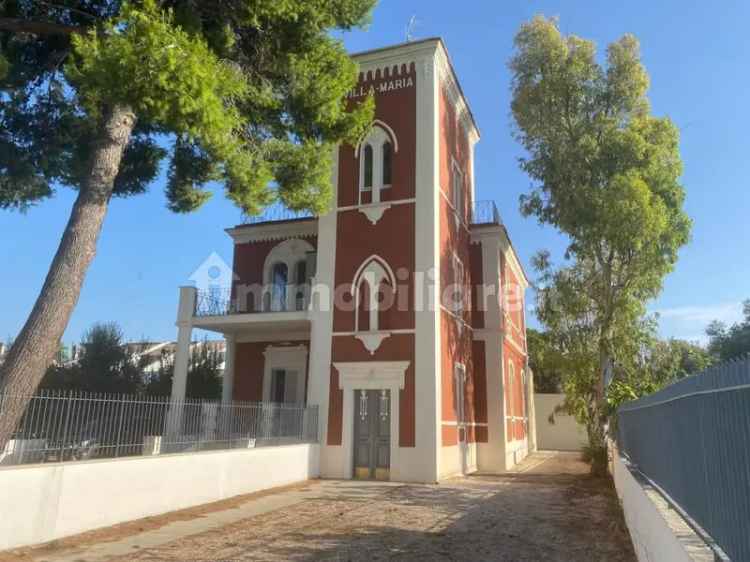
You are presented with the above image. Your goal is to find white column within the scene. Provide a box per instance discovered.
[170,286,196,403]
[167,286,196,438]
[221,334,236,404]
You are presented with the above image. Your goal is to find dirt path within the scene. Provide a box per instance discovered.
[3,452,635,562]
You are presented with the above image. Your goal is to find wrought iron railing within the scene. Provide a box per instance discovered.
[471,200,501,225]
[0,390,319,466]
[242,203,314,225]
[618,355,750,561]
[194,287,310,317]
[195,287,235,316]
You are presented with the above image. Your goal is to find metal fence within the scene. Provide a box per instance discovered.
[471,200,501,226]
[0,390,319,466]
[617,356,750,561]
[242,203,314,225]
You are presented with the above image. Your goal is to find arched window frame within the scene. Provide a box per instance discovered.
[262,239,315,312]
[356,121,398,204]
[352,255,397,333]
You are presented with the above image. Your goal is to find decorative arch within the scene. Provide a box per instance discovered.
[352,255,397,347]
[354,119,399,157]
[356,121,398,206]
[261,238,315,311]
[351,255,397,294]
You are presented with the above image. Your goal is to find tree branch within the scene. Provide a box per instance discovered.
[0,18,85,36]
[38,1,98,21]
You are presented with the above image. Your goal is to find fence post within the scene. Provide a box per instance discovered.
[60,391,72,461]
[115,396,126,458]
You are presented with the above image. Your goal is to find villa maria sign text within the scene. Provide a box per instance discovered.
[347,76,415,99]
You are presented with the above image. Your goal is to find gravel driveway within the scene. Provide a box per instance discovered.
[5,451,635,562]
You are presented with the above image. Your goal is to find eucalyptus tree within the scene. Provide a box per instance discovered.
[0,0,375,447]
[510,16,691,471]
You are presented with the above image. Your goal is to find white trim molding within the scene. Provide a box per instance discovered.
[334,361,409,391]
[357,202,392,225]
[226,221,317,244]
[354,331,392,355]
[355,119,400,157]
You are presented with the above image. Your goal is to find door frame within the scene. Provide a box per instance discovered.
[333,361,410,481]
[262,345,308,404]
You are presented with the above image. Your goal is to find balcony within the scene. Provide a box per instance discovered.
[471,200,501,226]
[195,288,313,317]
[191,287,311,335]
[242,203,315,225]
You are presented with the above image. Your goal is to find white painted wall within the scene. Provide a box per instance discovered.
[0,444,320,551]
[612,452,716,562]
[534,393,587,451]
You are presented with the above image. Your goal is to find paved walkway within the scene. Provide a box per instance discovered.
[3,451,635,562]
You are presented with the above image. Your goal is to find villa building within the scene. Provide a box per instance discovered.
[170,38,531,483]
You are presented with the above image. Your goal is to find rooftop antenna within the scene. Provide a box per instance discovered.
[405,15,419,42]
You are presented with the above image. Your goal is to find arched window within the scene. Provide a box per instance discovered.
[271,262,288,311]
[382,141,392,186]
[262,238,315,312]
[357,122,398,204]
[363,144,373,190]
[352,256,396,333]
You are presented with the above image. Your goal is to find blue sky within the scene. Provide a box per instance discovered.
[1,0,748,346]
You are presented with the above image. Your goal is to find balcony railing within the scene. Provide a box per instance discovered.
[471,200,501,226]
[194,287,310,317]
[242,203,314,225]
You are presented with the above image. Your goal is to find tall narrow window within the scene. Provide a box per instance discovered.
[295,260,306,285]
[363,144,373,190]
[382,141,392,186]
[452,253,465,314]
[358,123,398,203]
[271,262,288,311]
[452,161,464,220]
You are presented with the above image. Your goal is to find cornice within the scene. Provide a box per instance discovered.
[470,224,530,289]
[350,38,479,141]
[226,219,318,244]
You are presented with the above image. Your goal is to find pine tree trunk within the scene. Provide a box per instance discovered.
[0,104,136,451]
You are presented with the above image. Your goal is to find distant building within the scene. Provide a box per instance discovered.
[125,340,226,373]
[57,340,225,373]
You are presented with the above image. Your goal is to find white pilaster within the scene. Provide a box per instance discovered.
[409,51,441,483]
[474,236,509,472]
[308,146,339,476]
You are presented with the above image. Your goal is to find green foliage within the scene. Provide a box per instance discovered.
[511,16,691,472]
[1,0,376,214]
[145,340,223,400]
[42,324,223,400]
[42,323,144,394]
[526,328,564,393]
[511,16,691,310]
[706,300,750,362]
